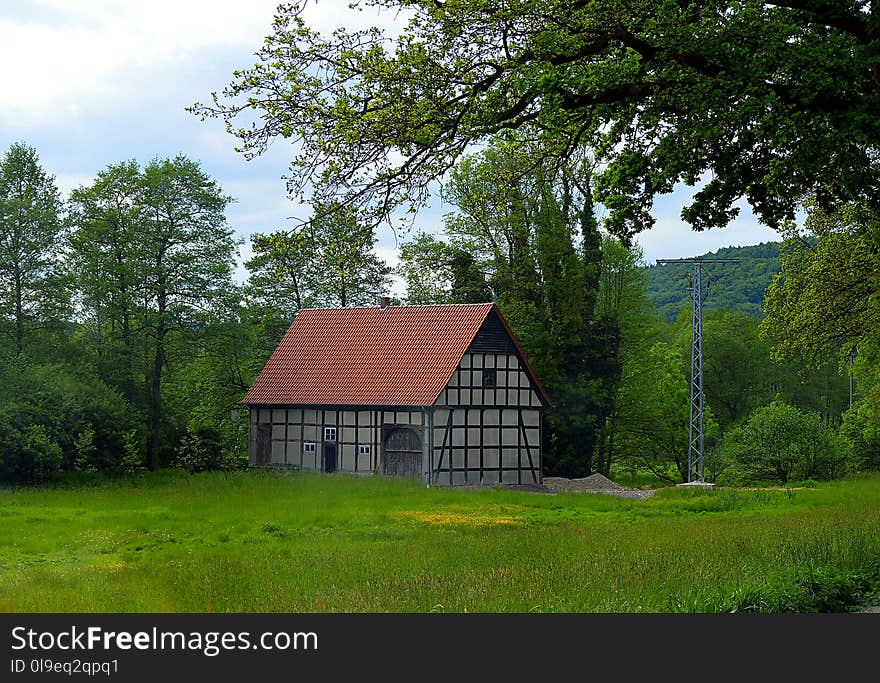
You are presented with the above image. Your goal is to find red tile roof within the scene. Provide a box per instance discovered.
[242,303,550,407]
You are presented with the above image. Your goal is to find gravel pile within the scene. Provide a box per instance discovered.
[542,473,655,500]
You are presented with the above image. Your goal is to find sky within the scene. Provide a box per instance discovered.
[0,0,781,295]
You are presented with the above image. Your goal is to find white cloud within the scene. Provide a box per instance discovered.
[633,188,782,263]
[0,1,268,125]
[0,0,407,128]
[635,218,779,265]
[53,171,96,197]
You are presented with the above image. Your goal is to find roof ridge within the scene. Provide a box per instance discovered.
[297,302,495,311]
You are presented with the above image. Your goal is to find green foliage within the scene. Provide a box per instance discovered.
[119,430,146,483]
[73,425,98,473]
[24,425,63,485]
[67,160,147,402]
[715,401,848,484]
[645,242,782,322]
[398,232,458,304]
[175,424,223,474]
[593,237,658,476]
[218,416,250,474]
[68,155,239,470]
[175,419,248,475]
[840,349,880,472]
[193,2,880,236]
[614,342,720,483]
[0,142,67,355]
[247,203,391,310]
[841,406,880,473]
[398,232,493,306]
[246,228,315,317]
[0,360,138,484]
[310,203,392,307]
[762,202,880,368]
[448,250,493,304]
[706,564,880,614]
[699,310,775,428]
[431,139,623,477]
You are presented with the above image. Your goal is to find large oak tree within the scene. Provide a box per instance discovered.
[192,0,880,237]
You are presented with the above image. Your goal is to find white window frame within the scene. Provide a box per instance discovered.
[358,444,371,456]
[324,427,337,442]
[303,442,316,454]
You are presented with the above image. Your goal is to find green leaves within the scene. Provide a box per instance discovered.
[195,0,880,237]
[67,155,239,470]
[761,201,880,368]
[0,142,66,355]
[246,203,391,311]
[715,401,848,484]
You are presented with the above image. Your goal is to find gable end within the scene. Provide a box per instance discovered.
[466,308,517,354]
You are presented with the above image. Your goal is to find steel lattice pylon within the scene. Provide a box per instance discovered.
[656,257,739,483]
[687,263,705,483]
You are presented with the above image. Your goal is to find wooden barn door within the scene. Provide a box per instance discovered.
[382,428,422,480]
[323,444,337,473]
[255,423,271,466]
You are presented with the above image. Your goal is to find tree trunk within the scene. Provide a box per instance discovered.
[14,271,23,355]
[605,418,617,477]
[115,228,136,402]
[594,420,607,476]
[148,335,165,471]
[147,277,167,471]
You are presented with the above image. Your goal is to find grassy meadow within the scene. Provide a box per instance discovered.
[1,470,879,612]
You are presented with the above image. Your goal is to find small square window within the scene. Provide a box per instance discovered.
[324,427,337,442]
[358,444,371,456]
[303,442,316,453]
[482,369,497,388]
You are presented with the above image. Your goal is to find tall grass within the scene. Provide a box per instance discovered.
[1,471,879,612]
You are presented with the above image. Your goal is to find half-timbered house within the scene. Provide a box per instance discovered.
[241,301,551,486]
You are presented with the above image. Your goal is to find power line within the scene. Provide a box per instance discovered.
[655,257,739,483]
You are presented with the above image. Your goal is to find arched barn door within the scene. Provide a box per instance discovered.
[382,428,422,480]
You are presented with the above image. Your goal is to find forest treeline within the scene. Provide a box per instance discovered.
[1,139,877,486]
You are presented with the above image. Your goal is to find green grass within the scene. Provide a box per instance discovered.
[1,470,879,612]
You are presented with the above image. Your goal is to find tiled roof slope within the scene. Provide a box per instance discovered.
[242,303,549,407]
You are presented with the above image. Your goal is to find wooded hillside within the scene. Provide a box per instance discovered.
[645,243,783,321]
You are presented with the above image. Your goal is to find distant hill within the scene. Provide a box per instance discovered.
[644,242,782,321]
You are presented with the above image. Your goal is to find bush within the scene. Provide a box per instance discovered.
[25,425,63,484]
[714,401,847,484]
[73,425,98,473]
[0,361,139,483]
[840,401,880,472]
[717,564,880,613]
[120,430,146,482]
[175,418,248,474]
[175,423,223,473]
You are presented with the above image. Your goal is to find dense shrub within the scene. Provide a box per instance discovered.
[840,401,880,472]
[24,425,64,484]
[175,422,224,473]
[0,361,140,483]
[174,418,248,474]
[714,401,847,484]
